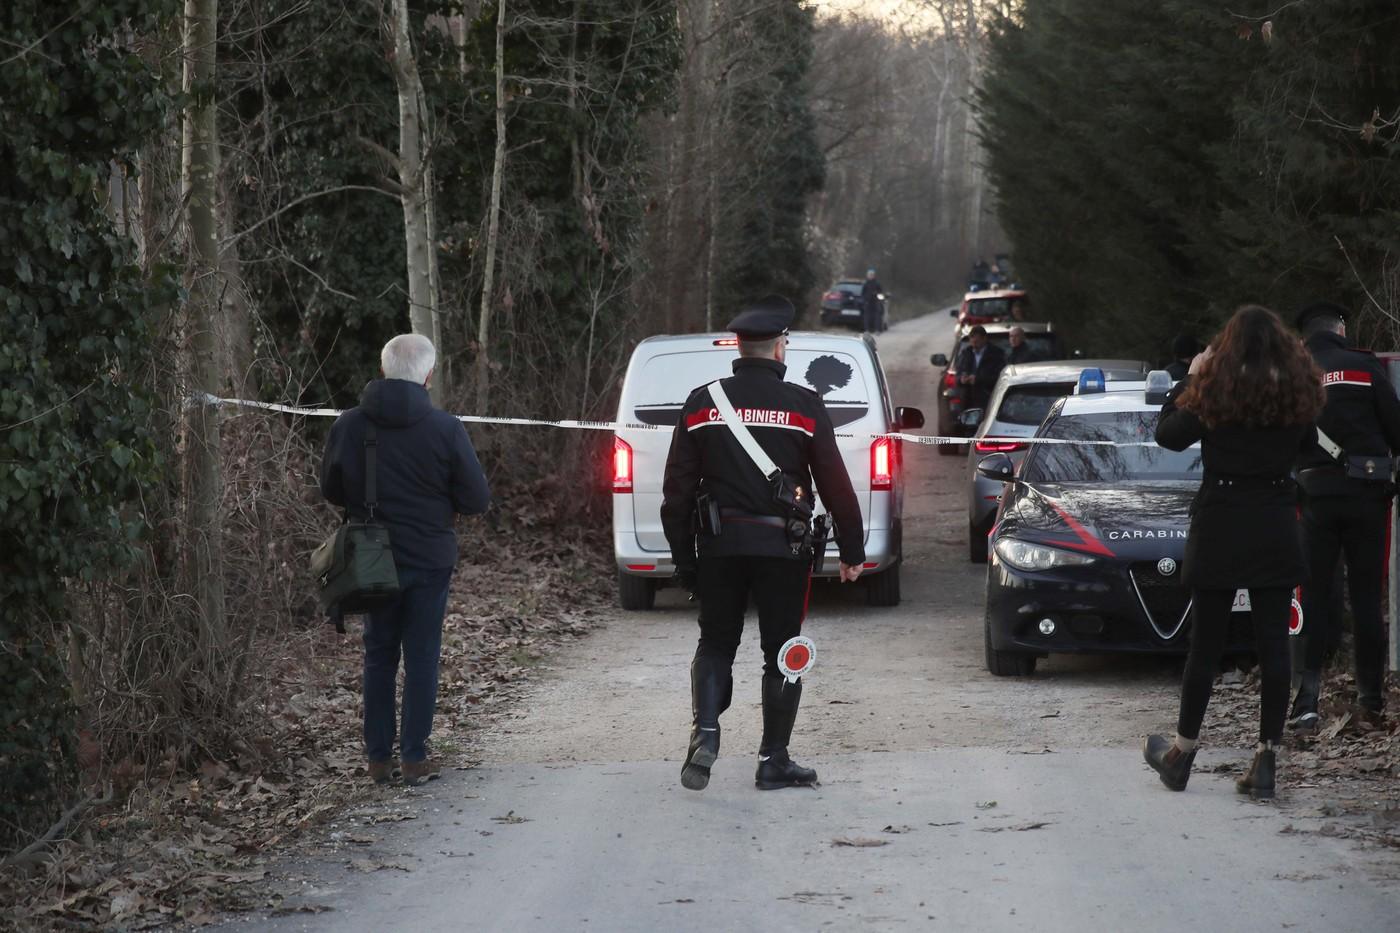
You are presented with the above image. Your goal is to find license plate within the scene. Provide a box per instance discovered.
[1232,589,1250,612]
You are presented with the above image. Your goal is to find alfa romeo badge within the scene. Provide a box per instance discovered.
[777,635,816,684]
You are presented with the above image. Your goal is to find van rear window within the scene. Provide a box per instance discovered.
[632,350,872,428]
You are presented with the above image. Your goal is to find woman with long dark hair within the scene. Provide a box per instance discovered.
[1145,305,1325,798]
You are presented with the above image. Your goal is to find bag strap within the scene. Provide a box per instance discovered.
[708,380,781,482]
[364,422,379,518]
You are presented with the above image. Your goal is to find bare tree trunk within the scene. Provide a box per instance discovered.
[962,0,984,264]
[390,0,441,400]
[475,0,508,410]
[181,0,226,655]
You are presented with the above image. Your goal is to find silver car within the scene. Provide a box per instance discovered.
[612,331,923,609]
[963,360,1149,563]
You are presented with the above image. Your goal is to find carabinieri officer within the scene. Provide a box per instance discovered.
[661,295,865,792]
[1290,301,1400,729]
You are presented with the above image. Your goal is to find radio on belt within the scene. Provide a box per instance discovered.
[1076,367,1107,395]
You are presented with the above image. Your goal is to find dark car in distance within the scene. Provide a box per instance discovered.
[820,279,884,329]
[979,376,1256,676]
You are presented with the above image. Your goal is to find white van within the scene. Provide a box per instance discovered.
[611,331,924,610]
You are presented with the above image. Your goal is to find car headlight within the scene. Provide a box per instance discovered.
[993,537,1097,572]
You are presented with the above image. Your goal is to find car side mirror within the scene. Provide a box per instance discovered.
[894,406,925,431]
[959,408,984,429]
[977,453,1016,482]
[930,353,949,367]
[948,307,958,317]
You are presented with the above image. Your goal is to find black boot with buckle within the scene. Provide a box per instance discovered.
[1236,745,1276,800]
[755,675,817,790]
[1143,734,1196,792]
[681,655,730,791]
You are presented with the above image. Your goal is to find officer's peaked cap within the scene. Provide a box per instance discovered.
[1171,334,1199,359]
[1296,301,1349,330]
[727,295,795,340]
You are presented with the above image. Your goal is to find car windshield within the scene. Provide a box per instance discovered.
[630,348,873,427]
[965,297,1019,318]
[1022,411,1202,482]
[955,333,1056,363]
[836,283,862,293]
[993,383,1074,426]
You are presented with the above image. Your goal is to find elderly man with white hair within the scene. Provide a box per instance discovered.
[320,334,490,786]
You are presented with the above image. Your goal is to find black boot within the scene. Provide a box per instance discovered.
[681,655,730,791]
[1236,746,1276,800]
[755,675,817,790]
[1355,653,1386,720]
[1143,734,1196,792]
[1287,671,1320,731]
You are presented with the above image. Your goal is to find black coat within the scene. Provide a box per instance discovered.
[1296,330,1400,497]
[955,343,1007,410]
[660,357,865,566]
[1156,378,1315,589]
[320,379,491,569]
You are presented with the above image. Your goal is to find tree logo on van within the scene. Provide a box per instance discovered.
[805,355,852,397]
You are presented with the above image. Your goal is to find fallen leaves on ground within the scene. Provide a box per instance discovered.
[2,490,612,930]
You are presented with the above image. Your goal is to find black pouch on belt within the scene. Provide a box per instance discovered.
[1345,454,1396,483]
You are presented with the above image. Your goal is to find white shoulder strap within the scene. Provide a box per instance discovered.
[708,380,781,481]
[1315,426,1344,461]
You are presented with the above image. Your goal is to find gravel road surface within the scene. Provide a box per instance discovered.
[230,309,1400,933]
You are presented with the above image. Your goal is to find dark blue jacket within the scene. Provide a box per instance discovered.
[320,379,490,570]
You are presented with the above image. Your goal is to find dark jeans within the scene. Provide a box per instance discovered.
[362,565,453,764]
[1301,494,1390,709]
[1178,587,1291,744]
[695,555,810,677]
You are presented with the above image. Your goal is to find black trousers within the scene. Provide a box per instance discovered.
[694,555,810,677]
[1178,587,1291,744]
[1301,494,1390,708]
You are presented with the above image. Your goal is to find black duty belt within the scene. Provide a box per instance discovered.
[1204,473,1291,488]
[719,508,787,529]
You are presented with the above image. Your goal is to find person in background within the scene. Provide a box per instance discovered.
[1009,298,1029,322]
[861,268,885,333]
[320,334,491,786]
[1007,326,1039,365]
[1165,334,1199,381]
[1289,301,1400,730]
[955,325,1007,413]
[1145,306,1324,800]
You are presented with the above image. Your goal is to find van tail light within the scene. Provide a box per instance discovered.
[823,291,841,301]
[613,436,634,493]
[943,371,957,389]
[871,437,894,491]
[975,439,1027,454]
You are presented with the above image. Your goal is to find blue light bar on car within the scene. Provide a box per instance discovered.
[1145,369,1172,405]
[1076,368,1106,395]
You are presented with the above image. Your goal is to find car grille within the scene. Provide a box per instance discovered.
[1128,562,1191,641]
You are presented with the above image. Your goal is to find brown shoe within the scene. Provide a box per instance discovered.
[367,759,399,785]
[402,759,442,787]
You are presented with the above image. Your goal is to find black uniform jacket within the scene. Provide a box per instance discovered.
[1296,331,1400,498]
[955,342,1007,409]
[1007,343,1041,365]
[861,278,883,311]
[660,357,866,567]
[321,379,491,570]
[1156,378,1315,589]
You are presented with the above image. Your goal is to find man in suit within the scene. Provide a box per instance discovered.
[956,325,1007,413]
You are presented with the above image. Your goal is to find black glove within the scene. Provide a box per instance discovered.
[675,565,698,594]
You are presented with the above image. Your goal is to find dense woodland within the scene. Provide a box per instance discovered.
[979,1,1400,359]
[4,0,1397,896]
[0,0,986,860]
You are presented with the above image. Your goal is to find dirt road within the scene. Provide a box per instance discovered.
[234,310,1400,932]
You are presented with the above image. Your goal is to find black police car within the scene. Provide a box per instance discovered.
[979,371,1254,675]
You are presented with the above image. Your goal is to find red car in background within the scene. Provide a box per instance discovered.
[958,288,1030,326]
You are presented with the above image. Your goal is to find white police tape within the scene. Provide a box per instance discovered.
[193,392,1161,447]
